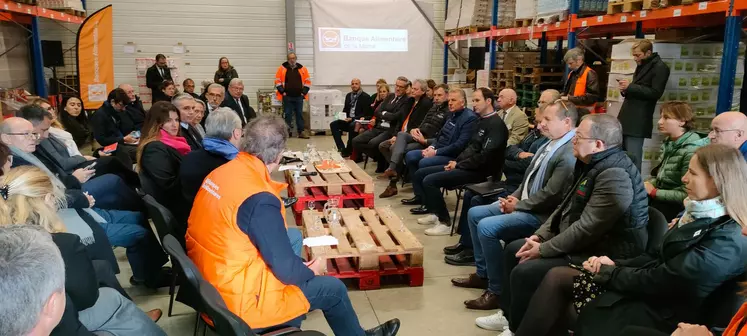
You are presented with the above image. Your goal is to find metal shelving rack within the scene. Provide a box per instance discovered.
[443,0,746,114]
[0,0,87,98]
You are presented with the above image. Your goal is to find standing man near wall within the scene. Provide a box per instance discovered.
[561,48,601,116]
[617,39,670,169]
[275,52,312,139]
[146,54,172,99]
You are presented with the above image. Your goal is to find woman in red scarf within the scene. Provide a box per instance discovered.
[137,101,192,223]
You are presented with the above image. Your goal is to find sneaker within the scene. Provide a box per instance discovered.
[417,214,438,225]
[425,223,451,236]
[498,326,513,336]
[475,311,509,331]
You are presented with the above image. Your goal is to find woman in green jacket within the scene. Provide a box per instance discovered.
[645,101,703,220]
[214,57,239,90]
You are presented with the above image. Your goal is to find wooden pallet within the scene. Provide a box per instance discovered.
[607,0,646,14]
[286,159,373,197]
[303,208,424,290]
[457,25,491,35]
[651,0,694,8]
[514,19,534,28]
[491,70,514,80]
[515,73,564,84]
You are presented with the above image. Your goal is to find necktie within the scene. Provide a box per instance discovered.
[158,67,164,78]
[402,102,418,131]
[236,98,246,124]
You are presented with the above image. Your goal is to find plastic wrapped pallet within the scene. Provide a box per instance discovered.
[497,0,516,28]
[537,0,607,16]
[458,0,496,28]
[515,0,537,20]
[445,0,462,30]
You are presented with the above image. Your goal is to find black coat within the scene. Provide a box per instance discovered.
[418,102,449,139]
[145,64,172,96]
[179,149,230,223]
[51,233,98,336]
[59,113,92,148]
[91,102,126,147]
[180,124,203,150]
[122,97,147,133]
[343,91,373,120]
[140,141,188,223]
[455,113,509,177]
[577,216,747,335]
[394,96,433,133]
[221,94,256,127]
[373,93,414,136]
[214,67,238,89]
[618,53,671,138]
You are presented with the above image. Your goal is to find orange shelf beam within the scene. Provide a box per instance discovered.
[0,0,84,24]
[571,0,730,29]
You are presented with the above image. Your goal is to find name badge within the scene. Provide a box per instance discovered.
[381,121,390,128]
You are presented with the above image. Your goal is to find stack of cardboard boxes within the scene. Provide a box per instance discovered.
[308,89,344,131]
[606,40,745,178]
[445,0,515,30]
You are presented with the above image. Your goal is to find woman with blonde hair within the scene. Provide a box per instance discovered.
[505,144,747,336]
[0,166,166,335]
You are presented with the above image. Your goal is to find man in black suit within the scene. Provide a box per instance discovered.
[221,78,256,127]
[352,76,414,173]
[145,54,172,98]
[183,78,201,100]
[330,78,372,157]
[172,94,203,150]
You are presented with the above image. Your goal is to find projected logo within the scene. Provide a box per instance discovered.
[320,28,341,49]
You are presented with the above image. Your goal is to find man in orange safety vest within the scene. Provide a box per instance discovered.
[561,48,602,116]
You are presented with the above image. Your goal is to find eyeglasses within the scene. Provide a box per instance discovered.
[4,132,40,140]
[708,128,741,135]
[573,134,601,143]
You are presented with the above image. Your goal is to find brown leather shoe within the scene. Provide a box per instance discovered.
[145,308,163,323]
[377,169,398,180]
[379,186,398,198]
[464,291,501,310]
[451,273,488,289]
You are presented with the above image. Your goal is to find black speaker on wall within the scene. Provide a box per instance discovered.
[468,46,486,69]
[41,40,64,67]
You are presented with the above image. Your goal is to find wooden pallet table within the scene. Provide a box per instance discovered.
[285,153,374,225]
[303,207,424,290]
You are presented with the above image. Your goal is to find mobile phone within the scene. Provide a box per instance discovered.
[616,79,621,82]
[103,143,118,154]
[84,162,97,170]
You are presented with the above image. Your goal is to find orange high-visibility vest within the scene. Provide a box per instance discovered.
[274,64,311,101]
[568,66,601,113]
[723,303,747,336]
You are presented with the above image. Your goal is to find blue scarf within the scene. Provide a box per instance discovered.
[202,137,238,160]
[529,129,576,194]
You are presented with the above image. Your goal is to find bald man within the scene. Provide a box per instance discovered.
[118,83,146,132]
[497,89,529,146]
[330,78,372,156]
[709,111,747,160]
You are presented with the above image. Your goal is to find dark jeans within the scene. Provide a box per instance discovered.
[412,165,486,224]
[330,119,356,154]
[457,190,509,248]
[404,149,453,170]
[501,239,570,332]
[283,95,305,133]
[82,174,143,211]
[75,156,139,188]
[257,276,365,336]
[92,209,168,286]
[352,128,391,170]
[623,135,645,171]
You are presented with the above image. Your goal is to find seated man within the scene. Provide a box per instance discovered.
[221,78,257,127]
[119,83,147,132]
[444,89,559,262]
[352,76,413,173]
[91,88,140,162]
[378,79,433,178]
[450,100,578,313]
[496,88,529,146]
[412,88,509,236]
[172,93,204,150]
[400,88,478,205]
[202,83,226,123]
[708,111,747,160]
[482,114,649,332]
[187,116,400,336]
[330,78,372,157]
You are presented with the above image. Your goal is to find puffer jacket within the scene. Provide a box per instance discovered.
[649,131,702,203]
[418,102,448,138]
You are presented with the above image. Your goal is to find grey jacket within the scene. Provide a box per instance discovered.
[39,136,87,174]
[512,140,576,224]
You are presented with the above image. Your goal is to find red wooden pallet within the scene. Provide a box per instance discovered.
[303,208,424,290]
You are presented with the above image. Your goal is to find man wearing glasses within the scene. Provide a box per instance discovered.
[708,111,747,160]
[493,114,648,333]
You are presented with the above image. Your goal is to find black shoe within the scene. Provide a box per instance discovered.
[365,318,401,336]
[282,197,298,208]
[130,267,173,289]
[444,249,475,266]
[443,242,466,255]
[401,197,422,205]
[410,205,429,215]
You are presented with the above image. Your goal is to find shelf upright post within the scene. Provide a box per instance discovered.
[30,17,47,98]
[489,0,498,70]
[568,0,579,49]
[444,0,449,83]
[716,0,741,114]
[635,22,644,38]
[540,32,548,64]
[555,37,564,63]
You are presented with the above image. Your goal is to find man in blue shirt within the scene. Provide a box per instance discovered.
[708,111,747,161]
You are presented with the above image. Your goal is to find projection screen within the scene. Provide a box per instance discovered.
[309,0,435,86]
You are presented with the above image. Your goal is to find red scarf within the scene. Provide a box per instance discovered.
[159,129,191,155]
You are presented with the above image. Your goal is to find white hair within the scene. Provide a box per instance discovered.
[229,78,244,87]
[171,93,195,108]
[205,107,242,140]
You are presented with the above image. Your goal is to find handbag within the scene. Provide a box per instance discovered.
[570,263,606,314]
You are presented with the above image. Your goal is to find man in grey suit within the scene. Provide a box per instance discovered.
[450,100,579,314]
[497,89,529,146]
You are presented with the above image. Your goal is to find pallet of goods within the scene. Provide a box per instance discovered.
[37,0,85,16]
[445,0,516,35]
[515,0,537,26]
[607,0,652,14]
[537,0,608,19]
[285,151,374,225]
[606,40,745,178]
[308,89,344,131]
[303,207,424,290]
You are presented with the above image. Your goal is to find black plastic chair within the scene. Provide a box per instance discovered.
[646,207,669,254]
[161,235,325,336]
[142,194,182,317]
[702,272,747,330]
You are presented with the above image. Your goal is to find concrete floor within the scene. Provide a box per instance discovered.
[116,135,496,335]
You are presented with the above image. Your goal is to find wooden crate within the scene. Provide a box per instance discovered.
[287,159,373,197]
[514,18,533,28]
[303,208,424,290]
[456,25,491,35]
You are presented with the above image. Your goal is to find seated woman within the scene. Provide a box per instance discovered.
[0,166,165,336]
[152,80,176,103]
[138,101,191,224]
[59,96,92,149]
[645,101,703,221]
[192,99,207,137]
[509,144,747,336]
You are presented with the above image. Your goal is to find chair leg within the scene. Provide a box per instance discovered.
[451,190,462,236]
[193,313,200,336]
[363,154,369,169]
[168,272,177,317]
